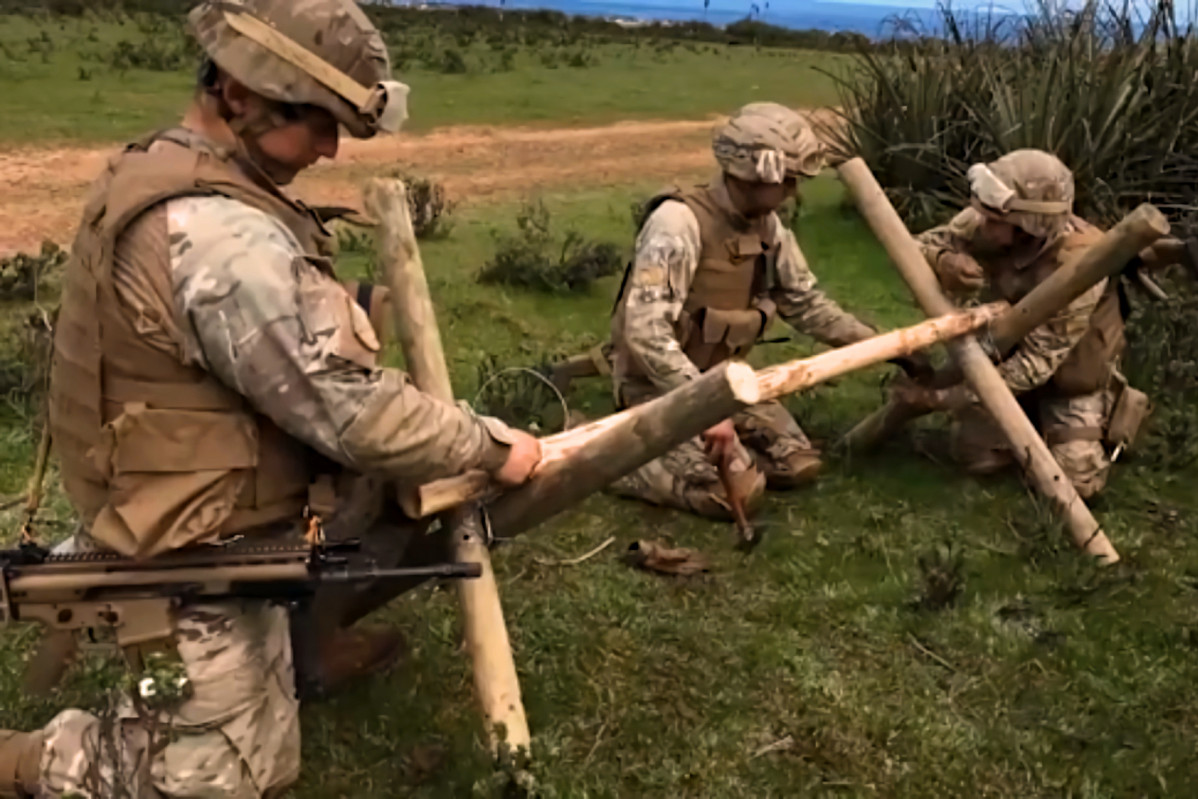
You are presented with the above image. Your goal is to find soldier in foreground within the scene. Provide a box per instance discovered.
[901,149,1134,497]
[0,1,541,796]
[608,103,916,519]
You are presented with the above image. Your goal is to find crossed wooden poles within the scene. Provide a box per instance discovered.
[361,157,1168,763]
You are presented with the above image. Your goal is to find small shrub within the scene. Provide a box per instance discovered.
[404,175,456,240]
[472,353,567,434]
[477,200,622,295]
[0,241,66,301]
[0,311,54,398]
[437,47,468,74]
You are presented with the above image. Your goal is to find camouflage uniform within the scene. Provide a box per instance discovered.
[3,3,506,797]
[609,104,875,518]
[917,150,1124,498]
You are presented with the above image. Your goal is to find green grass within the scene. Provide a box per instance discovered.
[1,177,1196,796]
[0,14,845,145]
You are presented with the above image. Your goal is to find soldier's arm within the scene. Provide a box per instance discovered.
[619,200,704,392]
[997,279,1104,393]
[769,222,875,348]
[164,195,510,482]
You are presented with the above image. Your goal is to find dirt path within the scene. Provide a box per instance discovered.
[0,111,834,255]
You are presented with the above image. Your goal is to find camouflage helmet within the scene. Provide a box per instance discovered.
[712,102,825,184]
[967,149,1074,240]
[188,0,408,139]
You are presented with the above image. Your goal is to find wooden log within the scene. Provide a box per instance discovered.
[837,157,1119,564]
[363,178,531,760]
[841,203,1169,452]
[409,303,1005,522]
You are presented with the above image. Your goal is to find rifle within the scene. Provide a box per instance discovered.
[0,539,480,670]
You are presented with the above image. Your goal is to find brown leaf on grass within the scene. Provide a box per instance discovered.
[623,540,710,576]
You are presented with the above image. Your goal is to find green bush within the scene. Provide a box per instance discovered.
[1123,278,1198,469]
[478,200,622,295]
[825,0,1198,233]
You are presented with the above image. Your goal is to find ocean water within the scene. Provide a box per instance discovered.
[438,0,948,37]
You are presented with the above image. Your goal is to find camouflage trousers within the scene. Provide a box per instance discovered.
[952,386,1114,499]
[35,598,300,799]
[609,400,822,519]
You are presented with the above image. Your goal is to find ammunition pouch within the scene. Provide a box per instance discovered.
[681,300,774,370]
[1051,287,1126,396]
[1106,381,1151,450]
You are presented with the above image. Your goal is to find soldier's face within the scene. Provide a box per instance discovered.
[980,216,1019,248]
[224,82,340,184]
[727,175,797,218]
[253,105,341,183]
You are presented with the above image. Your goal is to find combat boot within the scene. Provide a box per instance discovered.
[0,729,43,798]
[300,624,407,701]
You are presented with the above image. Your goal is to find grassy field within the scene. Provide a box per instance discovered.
[0,176,1196,797]
[0,13,845,145]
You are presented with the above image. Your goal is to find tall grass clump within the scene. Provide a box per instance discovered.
[826,0,1198,233]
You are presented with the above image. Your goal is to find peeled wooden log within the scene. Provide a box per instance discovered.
[364,178,530,760]
[408,302,1006,523]
[837,157,1119,564]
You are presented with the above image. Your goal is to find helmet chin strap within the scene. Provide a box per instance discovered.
[227,106,298,186]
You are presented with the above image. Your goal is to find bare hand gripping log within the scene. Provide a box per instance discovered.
[836,158,1137,564]
[407,303,1008,530]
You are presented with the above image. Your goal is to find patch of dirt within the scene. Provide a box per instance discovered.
[0,111,834,256]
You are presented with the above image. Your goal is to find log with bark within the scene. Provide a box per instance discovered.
[836,157,1120,564]
[364,178,530,761]
[407,302,1007,528]
[841,202,1169,452]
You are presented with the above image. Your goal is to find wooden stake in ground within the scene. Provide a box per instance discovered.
[842,202,1169,451]
[363,178,530,761]
[409,303,1007,529]
[837,157,1120,564]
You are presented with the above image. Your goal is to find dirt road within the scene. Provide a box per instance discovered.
[0,117,730,255]
[0,110,838,255]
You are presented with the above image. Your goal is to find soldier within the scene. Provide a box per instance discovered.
[608,103,917,519]
[903,149,1131,498]
[0,1,540,796]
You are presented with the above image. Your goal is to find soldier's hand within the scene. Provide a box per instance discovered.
[935,252,986,294]
[889,377,944,412]
[702,418,738,462]
[888,351,935,383]
[494,431,543,487]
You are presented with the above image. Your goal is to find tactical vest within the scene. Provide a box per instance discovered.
[986,218,1126,396]
[619,184,778,373]
[49,129,350,559]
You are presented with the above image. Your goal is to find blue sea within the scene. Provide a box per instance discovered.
[432,0,1003,37]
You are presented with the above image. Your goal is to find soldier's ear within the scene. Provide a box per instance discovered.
[221,76,254,117]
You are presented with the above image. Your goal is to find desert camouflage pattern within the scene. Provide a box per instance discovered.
[163,194,510,480]
[37,600,299,798]
[712,103,825,183]
[917,206,1106,393]
[970,149,1075,242]
[612,175,876,399]
[609,400,821,518]
[951,387,1113,498]
[189,0,394,138]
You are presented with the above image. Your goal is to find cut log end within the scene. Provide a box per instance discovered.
[1126,202,1171,237]
[725,361,761,405]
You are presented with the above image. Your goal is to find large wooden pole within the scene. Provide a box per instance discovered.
[842,203,1169,450]
[409,303,1005,524]
[837,158,1119,563]
[363,178,531,760]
